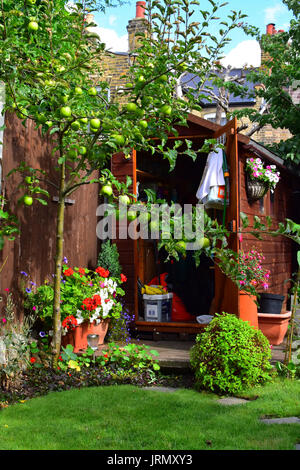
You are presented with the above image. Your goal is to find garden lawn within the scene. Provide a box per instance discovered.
[0,380,300,450]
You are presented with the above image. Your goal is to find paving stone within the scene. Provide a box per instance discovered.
[260,417,300,425]
[218,397,249,405]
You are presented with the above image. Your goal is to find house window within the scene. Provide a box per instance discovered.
[204,112,227,126]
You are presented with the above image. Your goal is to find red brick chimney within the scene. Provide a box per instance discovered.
[127,1,148,52]
[266,23,276,35]
[136,1,146,18]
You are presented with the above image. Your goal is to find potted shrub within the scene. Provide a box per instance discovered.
[24,264,127,352]
[245,157,280,202]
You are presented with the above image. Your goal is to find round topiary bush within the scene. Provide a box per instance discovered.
[190,313,273,395]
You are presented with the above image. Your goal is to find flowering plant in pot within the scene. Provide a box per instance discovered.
[215,248,270,328]
[23,264,127,351]
[245,157,280,200]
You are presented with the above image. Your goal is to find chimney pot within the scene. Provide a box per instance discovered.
[136,1,146,18]
[266,23,275,35]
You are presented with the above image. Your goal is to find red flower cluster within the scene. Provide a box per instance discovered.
[82,294,102,311]
[78,268,85,277]
[120,273,127,283]
[95,266,110,278]
[62,315,78,330]
[64,268,74,277]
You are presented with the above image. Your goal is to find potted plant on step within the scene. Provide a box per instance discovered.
[24,264,127,352]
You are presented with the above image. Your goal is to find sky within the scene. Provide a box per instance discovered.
[91,0,293,67]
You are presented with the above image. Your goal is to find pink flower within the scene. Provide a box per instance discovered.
[4,288,9,292]
[263,283,269,290]
[2,318,7,324]
[32,306,37,311]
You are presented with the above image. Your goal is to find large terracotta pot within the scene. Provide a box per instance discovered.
[62,319,110,353]
[239,291,258,329]
[258,312,291,345]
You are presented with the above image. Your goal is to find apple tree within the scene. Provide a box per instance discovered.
[0,0,248,365]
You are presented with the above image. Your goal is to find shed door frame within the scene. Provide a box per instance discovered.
[212,117,240,317]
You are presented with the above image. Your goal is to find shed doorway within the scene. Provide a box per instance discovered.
[135,143,220,326]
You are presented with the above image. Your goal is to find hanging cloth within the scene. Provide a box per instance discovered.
[196,147,229,210]
[196,147,225,202]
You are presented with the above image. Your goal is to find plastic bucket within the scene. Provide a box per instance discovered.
[258,293,284,314]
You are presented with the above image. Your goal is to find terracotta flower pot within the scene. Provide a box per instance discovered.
[62,319,110,353]
[258,312,291,345]
[239,291,258,329]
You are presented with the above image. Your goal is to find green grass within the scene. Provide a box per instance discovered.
[0,380,300,450]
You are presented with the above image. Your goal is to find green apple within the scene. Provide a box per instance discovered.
[78,146,87,155]
[37,114,47,124]
[100,185,113,197]
[126,102,138,113]
[159,74,168,82]
[88,87,97,96]
[60,106,72,118]
[28,21,39,32]
[71,120,81,130]
[127,210,137,221]
[26,0,36,4]
[149,220,160,232]
[67,148,78,159]
[80,117,88,124]
[111,134,125,146]
[25,176,32,184]
[160,104,172,115]
[139,120,148,129]
[176,240,186,252]
[90,118,100,129]
[137,75,145,83]
[61,95,69,104]
[74,87,83,95]
[119,195,130,206]
[200,237,210,249]
[139,212,151,224]
[45,120,53,127]
[23,195,33,206]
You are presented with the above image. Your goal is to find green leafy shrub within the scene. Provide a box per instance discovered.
[97,240,122,278]
[190,313,273,395]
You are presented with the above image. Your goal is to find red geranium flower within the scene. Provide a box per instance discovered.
[120,273,127,283]
[30,357,36,364]
[78,268,85,277]
[64,268,74,277]
[95,266,110,278]
[62,315,78,330]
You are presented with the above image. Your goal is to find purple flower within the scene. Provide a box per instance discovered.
[30,281,36,286]
[20,271,28,276]
[39,331,46,338]
[26,288,31,294]
[63,257,68,264]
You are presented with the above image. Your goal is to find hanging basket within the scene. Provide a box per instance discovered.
[246,174,269,202]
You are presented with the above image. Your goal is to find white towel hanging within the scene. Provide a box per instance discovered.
[196,147,225,202]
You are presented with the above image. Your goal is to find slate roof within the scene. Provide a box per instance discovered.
[180,68,257,107]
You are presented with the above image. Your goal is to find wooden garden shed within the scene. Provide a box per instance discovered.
[111,113,300,335]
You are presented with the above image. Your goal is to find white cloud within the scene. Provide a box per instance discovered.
[94,26,128,52]
[221,40,261,68]
[264,3,285,24]
[109,15,117,26]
